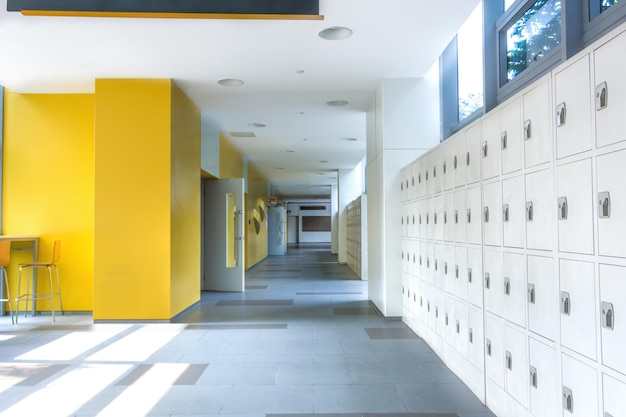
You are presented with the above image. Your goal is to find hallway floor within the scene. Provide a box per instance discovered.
[0,243,495,417]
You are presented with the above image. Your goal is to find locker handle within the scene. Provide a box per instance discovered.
[402,285,405,295]
[482,141,488,158]
[412,176,415,186]
[443,161,447,174]
[501,131,508,150]
[419,255,422,266]
[467,208,472,224]
[563,386,574,413]
[434,259,438,271]
[505,350,513,370]
[456,319,460,334]
[469,327,473,343]
[406,179,409,189]
[427,301,430,312]
[483,206,489,223]
[401,217,404,225]
[453,155,458,170]
[524,119,532,140]
[466,151,470,166]
[425,169,429,181]
[444,211,447,224]
[413,254,416,264]
[402,252,404,261]
[401,182,403,191]
[455,265,459,279]
[414,293,416,302]
[528,283,536,304]
[529,366,538,388]
[503,204,510,222]
[468,267,473,283]
[485,272,490,289]
[407,289,410,299]
[433,165,437,178]
[419,173,422,184]
[504,277,511,295]
[420,296,423,307]
[598,192,611,218]
[486,338,492,356]
[560,291,571,315]
[412,215,415,225]
[526,201,534,222]
[427,257,430,268]
[436,306,439,318]
[596,81,608,111]
[419,214,422,225]
[558,197,568,220]
[426,213,430,225]
[556,102,567,127]
[602,301,614,330]
[444,262,448,275]
[454,210,459,224]
[434,212,438,225]
[445,312,449,325]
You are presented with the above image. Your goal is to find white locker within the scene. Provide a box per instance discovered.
[502,252,527,328]
[600,263,626,376]
[401,240,408,274]
[525,168,555,251]
[597,149,626,258]
[401,204,408,238]
[557,158,594,255]
[443,191,455,242]
[468,305,485,370]
[423,154,433,197]
[528,338,561,417]
[504,325,529,408]
[555,54,593,159]
[500,97,523,175]
[560,259,597,360]
[482,110,502,180]
[455,246,469,302]
[465,122,482,184]
[418,240,428,281]
[485,314,505,388]
[444,294,456,345]
[453,132,467,188]
[442,140,455,192]
[418,199,428,240]
[430,195,444,242]
[430,152,443,196]
[407,201,415,239]
[502,175,526,249]
[401,167,408,203]
[466,185,482,245]
[523,77,553,168]
[435,290,446,338]
[483,180,503,247]
[454,188,467,243]
[603,373,626,417]
[411,277,420,319]
[527,255,559,342]
[594,30,626,148]
[402,273,410,311]
[409,240,419,278]
[434,244,445,290]
[561,353,599,417]
[467,246,484,308]
[425,243,435,285]
[484,249,504,318]
[443,244,456,295]
[413,160,424,199]
[455,300,469,359]
[421,282,431,326]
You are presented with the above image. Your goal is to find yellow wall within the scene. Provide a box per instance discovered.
[246,162,268,269]
[219,132,243,179]
[2,91,95,312]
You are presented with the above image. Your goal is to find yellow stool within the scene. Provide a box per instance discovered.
[0,241,14,324]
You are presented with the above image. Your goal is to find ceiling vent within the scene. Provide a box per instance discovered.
[229,132,256,138]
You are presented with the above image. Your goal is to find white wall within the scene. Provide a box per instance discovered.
[294,203,332,243]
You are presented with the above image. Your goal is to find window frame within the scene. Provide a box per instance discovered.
[584,0,626,44]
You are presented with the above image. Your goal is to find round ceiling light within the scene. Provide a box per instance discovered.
[217,78,244,87]
[318,26,353,40]
[341,137,358,142]
[248,123,266,128]
[326,100,349,107]
[319,160,328,163]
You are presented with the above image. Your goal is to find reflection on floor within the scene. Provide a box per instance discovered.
[0,243,495,417]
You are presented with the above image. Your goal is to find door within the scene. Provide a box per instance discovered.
[557,158,594,255]
[523,77,553,168]
[268,206,286,255]
[203,178,245,292]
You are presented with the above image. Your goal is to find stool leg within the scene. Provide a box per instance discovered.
[54,264,63,316]
[47,266,55,322]
[1,268,13,325]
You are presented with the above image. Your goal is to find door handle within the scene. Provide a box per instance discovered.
[455,265,459,279]
[528,283,536,304]
[469,327,473,343]
[524,119,532,140]
[485,272,490,289]
[563,386,574,413]
[599,192,611,218]
[503,204,509,222]
[556,102,567,127]
[504,277,511,295]
[444,211,447,224]
[558,197,568,220]
[501,131,508,150]
[482,141,488,158]
[486,338,492,356]
[526,201,534,222]
[506,350,513,370]
[454,210,459,224]
[445,312,449,326]
[425,169,429,181]
[453,155,458,170]
[529,366,538,388]
[434,212,437,225]
[602,301,614,330]
[467,208,472,224]
[466,151,470,166]
[484,206,489,223]
[443,161,447,175]
[468,267,472,283]
[560,291,571,315]
[596,81,608,111]
[456,319,460,334]
[444,262,448,275]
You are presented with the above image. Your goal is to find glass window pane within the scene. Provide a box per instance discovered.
[458,2,484,121]
[506,0,562,81]
[505,0,517,11]
[601,0,620,12]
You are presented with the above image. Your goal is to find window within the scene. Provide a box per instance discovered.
[585,0,626,46]
[601,0,620,12]
[458,3,484,121]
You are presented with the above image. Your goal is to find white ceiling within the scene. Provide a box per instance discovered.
[0,0,480,199]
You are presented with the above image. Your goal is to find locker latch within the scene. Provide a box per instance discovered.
[485,272,491,289]
[528,283,536,304]
[526,201,534,222]
[468,268,473,283]
[558,197,568,220]
[529,366,538,388]
[563,386,574,413]
[556,102,567,127]
[444,262,448,275]
[433,165,437,178]
[420,296,423,307]
[419,214,422,224]
[455,265,459,279]
[504,277,511,296]
[482,141,488,158]
[456,319,460,334]
[433,212,437,225]
[467,209,472,224]
[425,169,429,181]
[469,327,473,343]
[501,131,508,150]
[596,81,608,111]
[435,306,439,318]
[505,350,513,370]
[454,210,459,224]
[412,215,415,225]
[419,173,422,184]
[602,301,614,330]
[426,213,430,225]
[486,338,492,356]
[445,312,449,326]
[419,255,422,265]
[524,119,532,140]
[560,291,571,315]
[503,204,510,222]
[453,155,458,170]
[466,151,471,166]
[426,257,430,268]
[598,192,611,218]
[444,211,447,224]
[427,301,430,312]
[483,206,489,223]
[434,259,438,271]
[443,161,447,174]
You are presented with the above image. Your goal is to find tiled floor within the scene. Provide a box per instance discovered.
[0,243,496,417]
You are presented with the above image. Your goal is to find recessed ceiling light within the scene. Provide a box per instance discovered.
[303,138,308,141]
[248,123,266,128]
[299,112,305,115]
[296,69,305,74]
[318,26,353,40]
[319,160,328,163]
[217,78,244,87]
[230,132,256,138]
[318,172,325,175]
[274,167,285,170]
[281,150,295,153]
[341,137,358,142]
[326,100,349,107]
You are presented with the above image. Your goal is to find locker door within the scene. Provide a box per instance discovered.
[414,160,424,199]
[523,77,553,168]
[401,240,408,274]
[435,290,446,338]
[431,151,442,196]
[401,204,408,238]
[420,282,430,325]
[455,246,469,302]
[500,97,523,175]
[560,259,597,360]
[485,314,505,388]
[454,133,467,188]
[402,273,410,311]
[502,175,526,249]
[594,30,626,148]
[409,161,418,201]
[426,284,436,331]
[443,245,456,295]
[466,122,482,184]
[455,300,469,359]
[425,243,435,285]
[434,244,445,290]
[482,110,502,180]
[555,54,593,159]
[504,325,529,408]
[484,249,504,317]
[529,338,561,417]
[431,195,444,242]
[401,167,408,203]
[562,353,599,417]
[557,159,594,255]
[527,255,559,342]
[411,277,421,319]
[409,240,418,278]
[483,180,502,247]
[443,191,455,242]
[603,374,626,417]
[418,241,428,281]
[502,252,527,328]
[454,188,467,243]
[525,169,555,251]
[597,149,626,258]
[467,246,484,308]
[466,185,482,245]
[442,140,455,191]
[600,264,626,375]
[419,199,429,240]
[468,305,485,370]
[445,294,456,345]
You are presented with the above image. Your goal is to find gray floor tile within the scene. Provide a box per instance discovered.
[313,384,407,413]
[220,385,314,414]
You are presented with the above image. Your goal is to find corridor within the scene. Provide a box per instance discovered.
[0,243,495,417]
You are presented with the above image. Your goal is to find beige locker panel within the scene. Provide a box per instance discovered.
[562,353,599,417]
[468,305,485,370]
[454,188,467,243]
[504,325,529,408]
[529,338,561,417]
[502,175,526,249]
[595,30,626,148]
[527,255,559,342]
[597,149,626,258]
[443,191,455,242]
[466,185,482,245]
[483,180,503,247]
[455,300,469,359]
[443,245,456,295]
[560,259,597,360]
[600,264,626,375]
[525,168,555,251]
[467,246,484,308]
[523,77,553,168]
[603,373,626,417]
[455,246,469,302]
[502,252,527,328]
[466,122,482,184]
[444,294,456,345]
[453,132,467,188]
[557,158,594,255]
[555,54,593,159]
[500,97,523,175]
[482,110,502,180]
[484,249,504,318]
[485,314,505,388]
